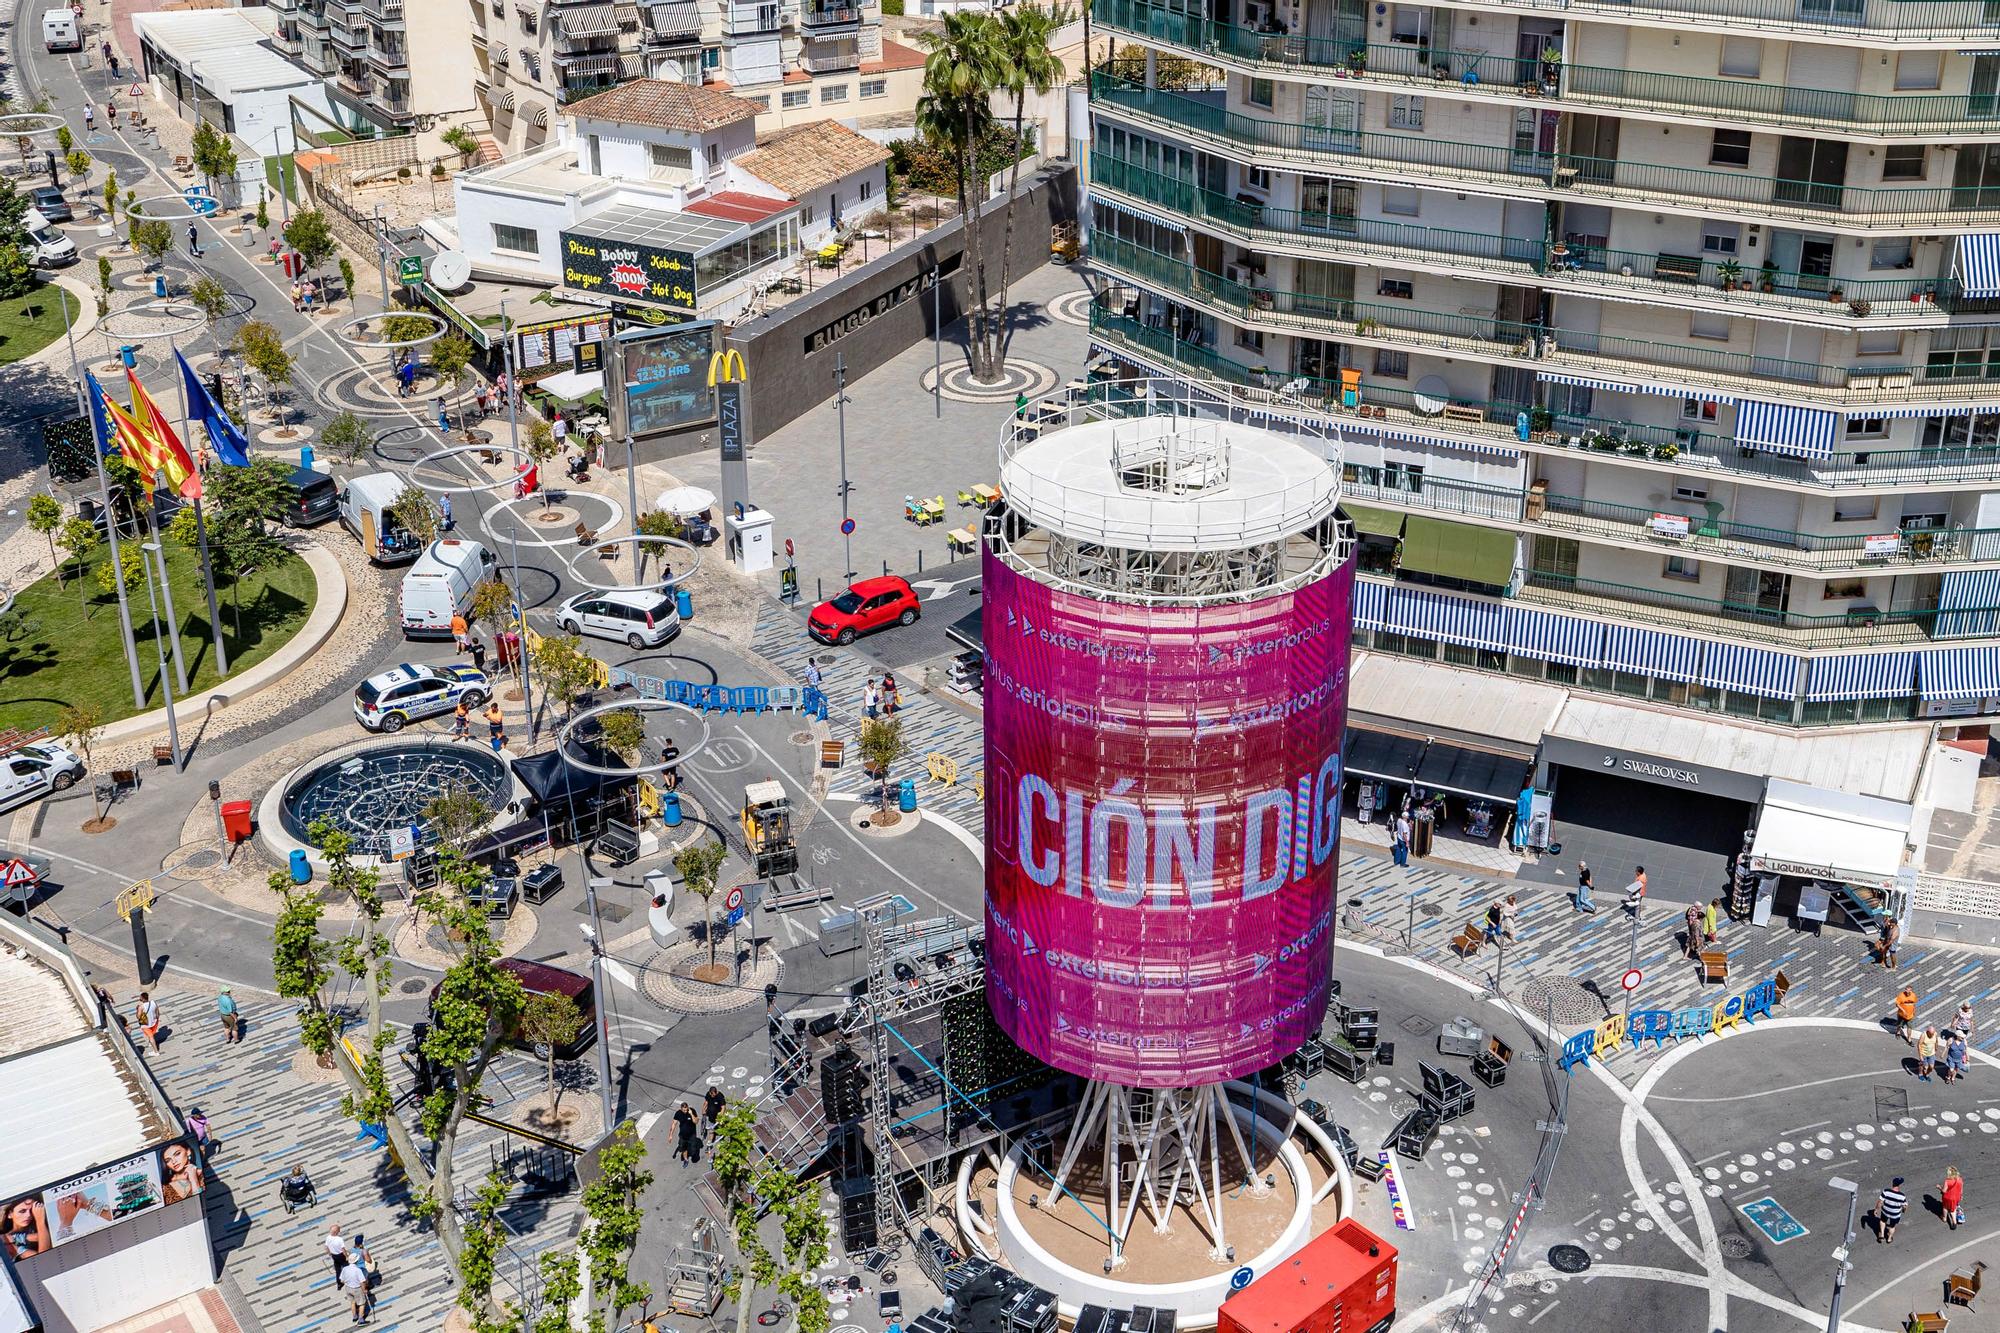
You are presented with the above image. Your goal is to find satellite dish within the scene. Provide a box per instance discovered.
[430,250,472,291]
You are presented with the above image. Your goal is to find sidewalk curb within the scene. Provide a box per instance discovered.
[96,542,349,747]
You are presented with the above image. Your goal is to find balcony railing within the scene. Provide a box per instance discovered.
[1086,306,2000,491]
[1421,0,2000,44]
[1094,0,2000,135]
[800,49,862,71]
[801,4,861,23]
[1089,74,2000,229]
[1517,571,1955,650]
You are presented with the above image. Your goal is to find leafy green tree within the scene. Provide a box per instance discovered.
[454,1170,514,1333]
[991,2,1072,375]
[421,782,494,853]
[189,458,293,632]
[319,409,374,463]
[128,218,172,269]
[580,1123,653,1327]
[518,989,585,1113]
[529,1251,582,1333]
[255,188,267,233]
[101,170,118,221]
[859,717,908,814]
[441,125,479,157]
[432,332,473,431]
[915,13,1004,381]
[0,178,37,298]
[95,543,143,599]
[190,119,238,200]
[721,1107,831,1333]
[58,702,107,818]
[635,509,684,540]
[64,149,89,184]
[469,576,513,649]
[281,208,337,281]
[26,493,61,572]
[55,126,71,155]
[56,512,97,596]
[188,275,229,332]
[338,256,356,309]
[527,632,599,721]
[595,708,646,764]
[387,483,441,548]
[673,839,729,969]
[233,319,293,425]
[381,312,435,344]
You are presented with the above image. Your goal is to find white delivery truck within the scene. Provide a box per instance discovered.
[338,472,423,564]
[20,209,76,268]
[41,9,81,52]
[0,734,82,813]
[399,538,498,639]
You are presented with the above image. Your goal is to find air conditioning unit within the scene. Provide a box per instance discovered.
[1225,263,1247,284]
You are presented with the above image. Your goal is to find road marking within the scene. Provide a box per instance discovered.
[1649,1068,1904,1104]
[1527,1302,1560,1325]
[602,957,638,993]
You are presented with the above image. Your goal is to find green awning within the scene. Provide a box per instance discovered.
[1342,502,1405,539]
[1398,515,1517,587]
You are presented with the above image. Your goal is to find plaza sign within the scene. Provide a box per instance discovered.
[803,253,963,356]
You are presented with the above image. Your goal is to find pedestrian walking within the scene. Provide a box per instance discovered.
[1622,866,1648,914]
[1949,1031,1969,1084]
[1573,862,1596,913]
[1498,894,1519,940]
[290,280,303,313]
[551,413,569,452]
[109,52,119,77]
[324,1222,349,1278]
[485,701,504,739]
[101,39,111,62]
[863,676,880,720]
[475,383,490,419]
[338,1250,370,1324]
[186,1107,211,1158]
[185,221,200,257]
[1943,1167,1965,1230]
[1878,1177,1908,1243]
[398,358,416,399]
[1703,896,1720,945]
[105,101,117,128]
[450,611,469,652]
[135,992,161,1051]
[436,396,449,431]
[451,699,471,740]
[672,1102,698,1164]
[468,638,487,674]
[1391,811,1411,868]
[216,986,238,1043]
[804,658,822,693]
[82,104,93,132]
[1954,1000,1975,1040]
[302,281,318,314]
[882,672,902,715]
[703,1084,725,1139]
[1682,902,1703,959]
[439,493,453,531]
[1483,898,1506,945]
[1895,985,1918,1043]
[1879,916,1900,968]
[1918,1025,1939,1082]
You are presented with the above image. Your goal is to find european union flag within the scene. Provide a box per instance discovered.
[176,349,249,467]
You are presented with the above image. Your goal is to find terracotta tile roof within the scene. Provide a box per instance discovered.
[735,120,890,199]
[686,191,795,223]
[563,78,761,133]
[860,38,926,74]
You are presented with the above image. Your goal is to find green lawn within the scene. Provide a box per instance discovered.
[0,284,80,366]
[0,541,316,731]
[265,153,298,203]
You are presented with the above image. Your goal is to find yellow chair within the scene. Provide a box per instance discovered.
[956,488,977,507]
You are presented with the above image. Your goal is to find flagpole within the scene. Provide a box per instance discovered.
[153,471,190,694]
[85,376,148,710]
[173,345,228,676]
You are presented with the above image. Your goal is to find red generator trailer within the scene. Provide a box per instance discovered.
[1217,1219,1398,1333]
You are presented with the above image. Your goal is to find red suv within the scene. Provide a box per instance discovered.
[809,575,921,644]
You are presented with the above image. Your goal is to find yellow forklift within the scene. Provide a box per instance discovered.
[740,780,798,878]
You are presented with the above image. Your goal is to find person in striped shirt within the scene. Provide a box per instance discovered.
[1878,1177,1908,1244]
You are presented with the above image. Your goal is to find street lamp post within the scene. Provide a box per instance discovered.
[834,352,853,580]
[623,432,639,544]
[932,257,942,420]
[1827,1177,1859,1333]
[584,877,617,1131]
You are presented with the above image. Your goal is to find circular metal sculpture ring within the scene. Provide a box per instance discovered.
[126,192,217,220]
[559,533,701,594]
[409,442,538,497]
[333,309,448,352]
[481,491,628,550]
[556,698,710,778]
[0,113,67,138]
[92,300,206,341]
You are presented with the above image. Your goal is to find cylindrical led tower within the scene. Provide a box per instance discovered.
[974,382,1356,1321]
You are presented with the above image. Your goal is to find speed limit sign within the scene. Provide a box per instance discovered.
[724,884,745,913]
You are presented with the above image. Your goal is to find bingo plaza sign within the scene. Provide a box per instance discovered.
[561,230,697,310]
[804,253,963,355]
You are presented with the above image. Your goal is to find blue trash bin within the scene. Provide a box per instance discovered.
[898,778,917,813]
[288,848,311,884]
[300,445,315,471]
[662,789,683,827]
[152,274,167,299]
[676,587,693,621]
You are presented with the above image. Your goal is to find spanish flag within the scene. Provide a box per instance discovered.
[124,369,202,500]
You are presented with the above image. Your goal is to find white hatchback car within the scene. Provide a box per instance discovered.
[555,590,682,649]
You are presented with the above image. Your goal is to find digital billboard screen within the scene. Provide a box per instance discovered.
[981,551,1355,1086]
[621,325,715,437]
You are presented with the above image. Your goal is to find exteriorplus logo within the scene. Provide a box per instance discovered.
[1003,606,1157,664]
[1204,618,1334,668]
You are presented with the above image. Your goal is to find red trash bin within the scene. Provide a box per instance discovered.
[220,800,254,843]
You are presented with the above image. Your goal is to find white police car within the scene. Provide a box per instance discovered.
[354,664,491,732]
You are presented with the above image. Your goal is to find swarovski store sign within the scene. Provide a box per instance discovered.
[1538,736,1768,803]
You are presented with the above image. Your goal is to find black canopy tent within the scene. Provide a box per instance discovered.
[1414,741,1531,804]
[1344,728,1427,783]
[507,742,635,845]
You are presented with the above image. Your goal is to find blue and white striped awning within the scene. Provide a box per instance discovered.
[1538,371,1737,404]
[1503,605,1604,668]
[1353,575,1388,629]
[1601,625,1706,684]
[1382,587,1510,651]
[1702,642,1800,700]
[1091,194,1191,239]
[1920,646,2000,701]
[1935,569,2000,639]
[1734,399,1840,459]
[1848,404,2000,419]
[1806,652,1918,702]
[1343,420,1520,459]
[1955,233,2000,300]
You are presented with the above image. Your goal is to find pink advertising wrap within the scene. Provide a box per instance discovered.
[981,549,1355,1086]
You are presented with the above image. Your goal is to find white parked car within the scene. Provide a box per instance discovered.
[0,741,83,812]
[353,664,491,732]
[555,590,681,649]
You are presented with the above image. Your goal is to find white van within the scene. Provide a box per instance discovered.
[21,209,75,269]
[399,538,498,639]
[338,472,423,565]
[0,741,82,813]
[41,9,80,52]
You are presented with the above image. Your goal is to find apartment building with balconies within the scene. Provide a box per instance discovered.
[269,0,474,149]
[1085,0,2000,735]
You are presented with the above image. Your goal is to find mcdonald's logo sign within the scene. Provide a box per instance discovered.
[707,349,749,387]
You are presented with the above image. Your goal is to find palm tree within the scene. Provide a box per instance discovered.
[992,3,1074,377]
[915,13,1004,381]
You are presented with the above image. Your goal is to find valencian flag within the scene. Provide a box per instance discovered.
[175,349,249,468]
[123,369,202,500]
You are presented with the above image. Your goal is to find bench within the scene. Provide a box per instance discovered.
[1948,1262,1984,1310]
[1907,1313,1949,1333]
[151,743,174,765]
[1701,949,1729,984]
[1774,968,1792,1004]
[1451,923,1483,957]
[820,740,844,769]
[109,768,139,794]
[573,520,598,545]
[1655,253,1704,284]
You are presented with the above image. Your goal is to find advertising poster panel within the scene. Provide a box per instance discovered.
[981,551,1356,1086]
[621,326,716,436]
[2,1142,204,1259]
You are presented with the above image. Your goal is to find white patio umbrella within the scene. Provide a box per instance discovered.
[655,485,717,517]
